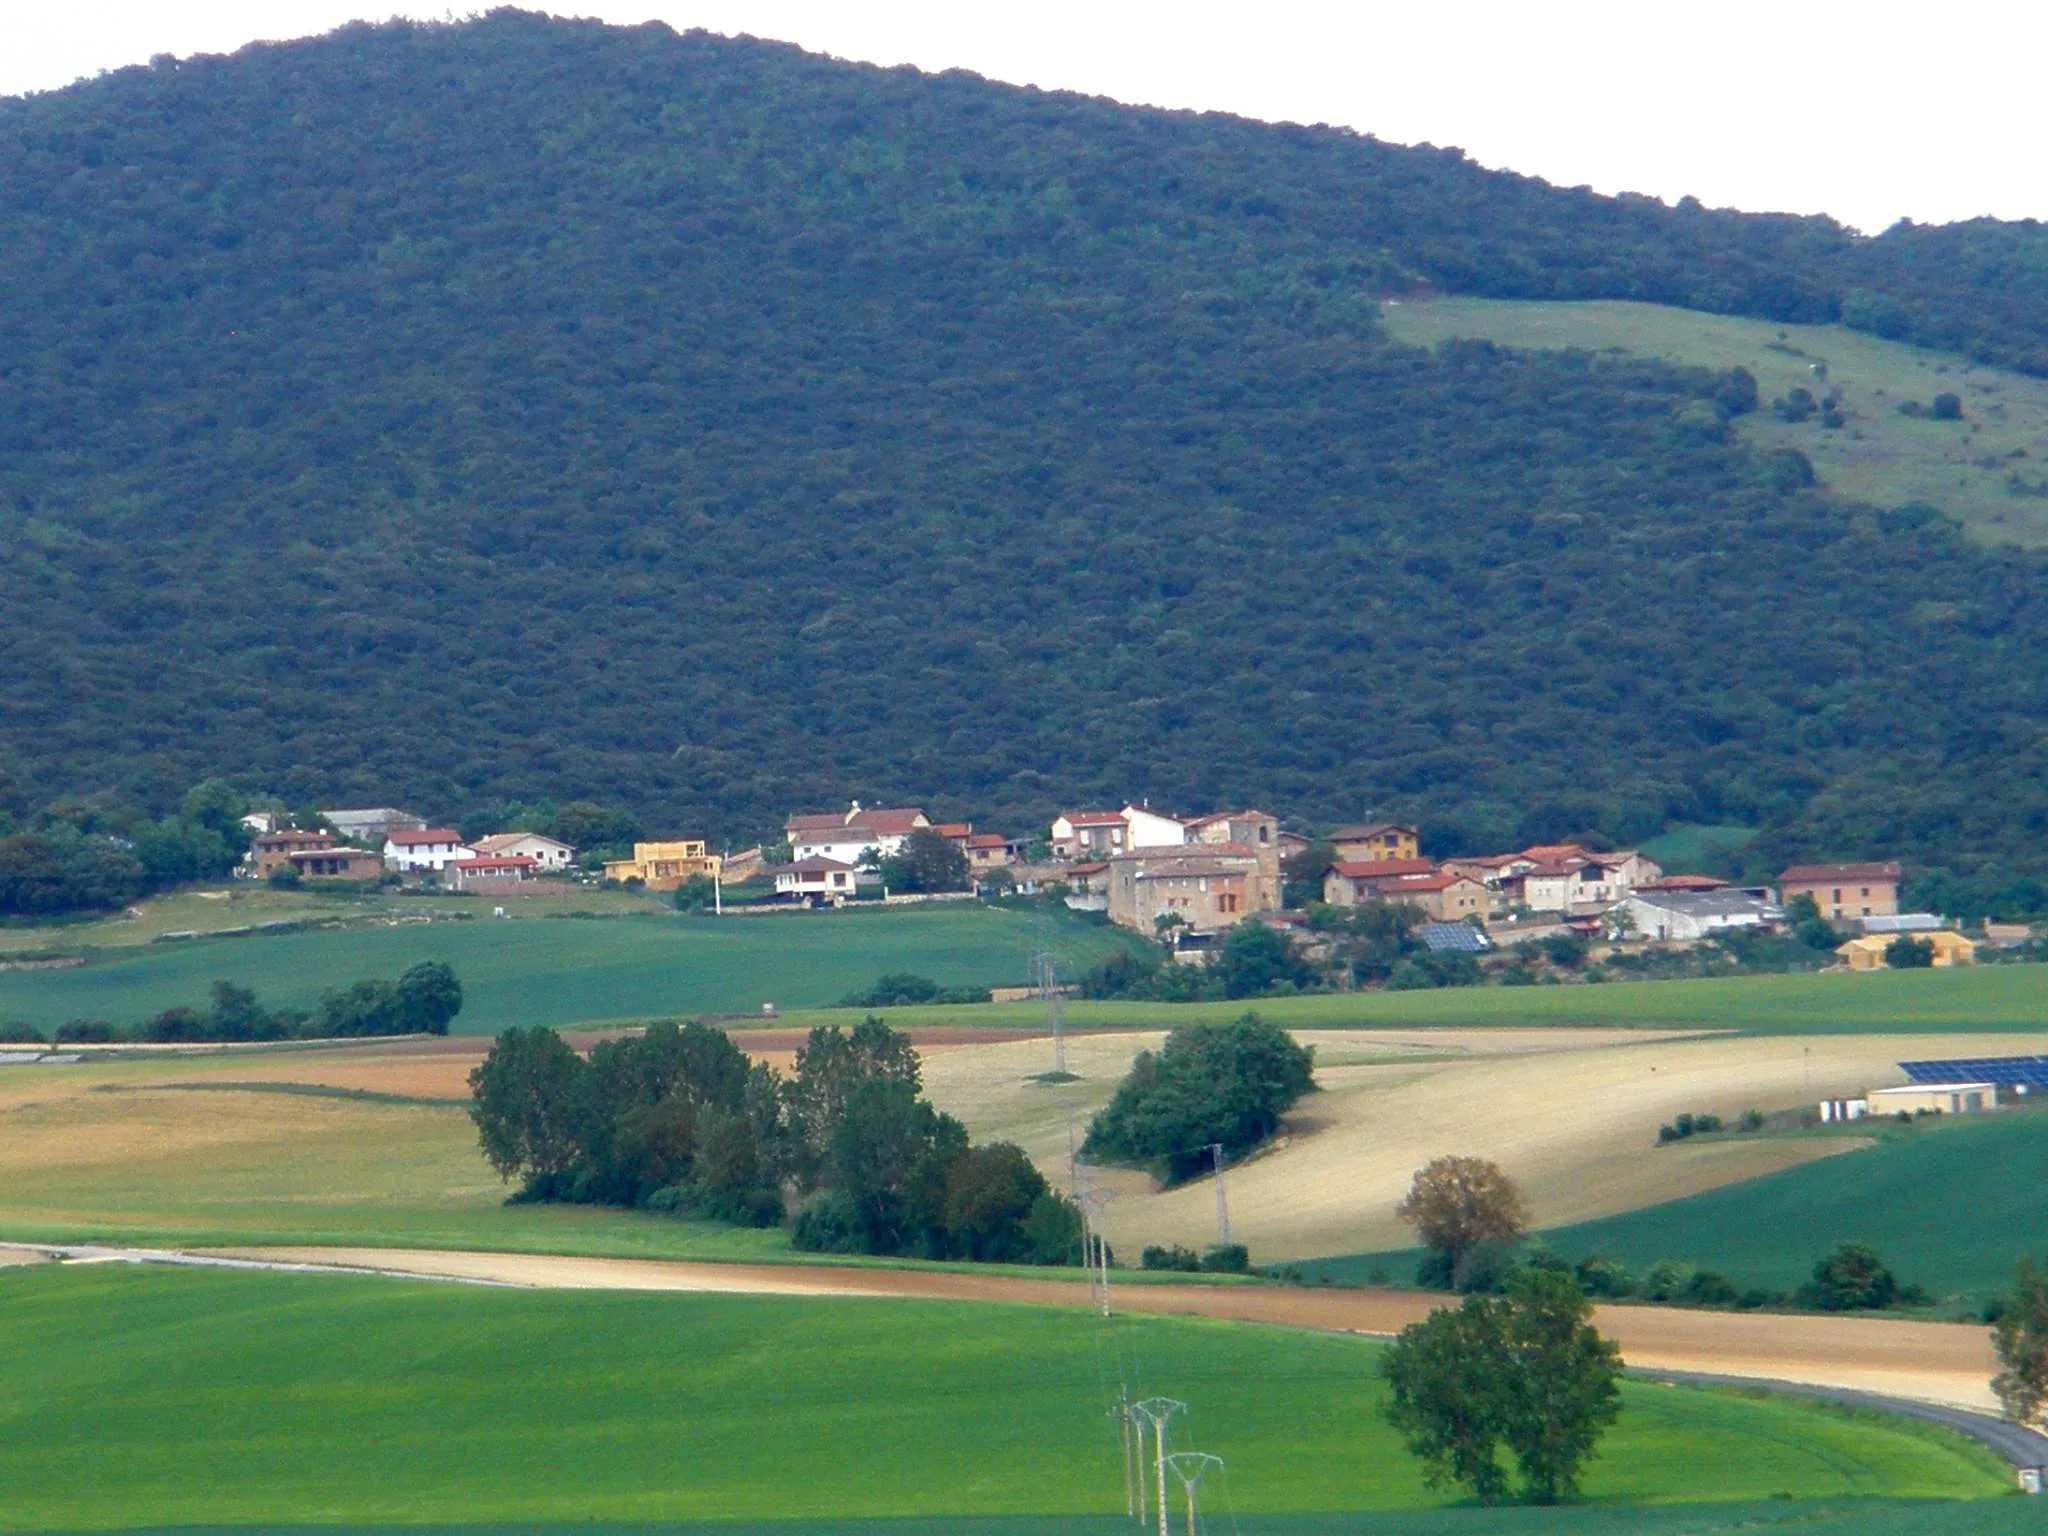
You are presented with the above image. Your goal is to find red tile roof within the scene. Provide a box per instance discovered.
[1330,822,1417,841]
[1058,810,1127,827]
[387,828,464,846]
[1331,858,1438,879]
[1780,861,1901,883]
[1638,874,1727,892]
[966,833,1006,849]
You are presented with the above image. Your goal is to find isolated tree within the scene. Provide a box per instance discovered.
[395,960,463,1033]
[1931,391,1964,421]
[1399,1156,1529,1285]
[1383,1294,1516,1503]
[1383,1271,1621,1505]
[1993,1256,2048,1426]
[1500,1269,1623,1502]
[672,873,717,910]
[1798,1241,1898,1312]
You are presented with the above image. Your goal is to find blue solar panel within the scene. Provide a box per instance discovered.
[1899,1055,2048,1089]
[1418,922,1490,953]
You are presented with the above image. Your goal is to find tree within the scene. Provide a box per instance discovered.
[468,1025,590,1186]
[1993,1255,2048,1427]
[672,873,717,910]
[943,1141,1054,1262]
[825,1077,968,1255]
[207,980,278,1042]
[785,1016,923,1183]
[1399,1156,1529,1287]
[1214,920,1318,998]
[1884,935,1935,969]
[877,828,969,893]
[1931,391,1964,421]
[395,960,463,1033]
[1797,1241,1898,1311]
[1500,1269,1623,1502]
[1081,1013,1316,1181]
[1382,1271,1621,1505]
[1282,840,1337,908]
[1382,1294,1516,1503]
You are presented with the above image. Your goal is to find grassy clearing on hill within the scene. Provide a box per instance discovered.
[1636,824,1759,877]
[0,902,1138,1035]
[1379,297,2048,544]
[0,1265,2008,1527]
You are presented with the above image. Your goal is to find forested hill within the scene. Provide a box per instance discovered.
[4,11,2048,892]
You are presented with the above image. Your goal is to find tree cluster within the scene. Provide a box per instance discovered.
[43,961,462,1043]
[0,17,2046,900]
[1080,1013,1315,1182]
[468,1015,1084,1262]
[1383,1269,1623,1505]
[0,779,254,916]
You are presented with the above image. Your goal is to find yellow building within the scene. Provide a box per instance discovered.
[1836,930,1977,971]
[603,840,722,890]
[1329,822,1419,863]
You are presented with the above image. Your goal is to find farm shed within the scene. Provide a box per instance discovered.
[1837,930,1978,970]
[1869,1082,1996,1116]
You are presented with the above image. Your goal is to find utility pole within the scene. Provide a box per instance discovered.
[1165,1453,1223,1536]
[1131,1399,1184,1536]
[1207,1142,1231,1247]
[1113,1389,1138,1519]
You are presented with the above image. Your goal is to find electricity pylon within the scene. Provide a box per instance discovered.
[1131,1398,1184,1536]
[1165,1453,1223,1536]
[1037,949,1066,1073]
[1207,1142,1230,1246]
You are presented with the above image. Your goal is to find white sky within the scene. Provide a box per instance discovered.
[3,2,2041,234]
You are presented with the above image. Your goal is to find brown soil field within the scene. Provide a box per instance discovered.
[205,1244,2004,1412]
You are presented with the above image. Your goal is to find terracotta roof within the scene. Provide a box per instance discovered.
[386,828,464,846]
[1066,861,1109,876]
[1521,844,1590,861]
[1444,852,1525,869]
[966,833,1006,849]
[453,855,536,871]
[1380,873,1473,893]
[1113,842,1260,863]
[1638,874,1727,892]
[1058,810,1128,827]
[1330,822,1417,840]
[933,823,973,839]
[472,832,571,854]
[1780,861,1902,883]
[1330,858,1438,879]
[1136,861,1249,881]
[285,846,376,862]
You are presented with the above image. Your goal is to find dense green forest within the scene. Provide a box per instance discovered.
[4,11,2048,898]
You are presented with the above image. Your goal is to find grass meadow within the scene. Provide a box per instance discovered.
[0,1265,2010,1528]
[1307,1110,2048,1307]
[0,902,1140,1036]
[1378,297,2048,545]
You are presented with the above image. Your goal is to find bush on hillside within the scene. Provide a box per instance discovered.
[836,972,990,1008]
[1081,1013,1315,1182]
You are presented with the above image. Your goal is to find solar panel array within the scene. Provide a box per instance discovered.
[1898,1055,2048,1089]
[1417,922,1490,953]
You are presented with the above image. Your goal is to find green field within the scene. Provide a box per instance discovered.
[1379,297,2048,544]
[0,1266,2009,1528]
[1537,1111,2048,1305]
[0,904,1139,1036]
[1306,1111,2048,1306]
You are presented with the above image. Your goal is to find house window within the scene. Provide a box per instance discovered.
[1860,887,1870,897]
[1832,888,1842,904]
[1218,894,1239,914]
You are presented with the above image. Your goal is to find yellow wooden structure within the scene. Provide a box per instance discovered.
[603,840,722,891]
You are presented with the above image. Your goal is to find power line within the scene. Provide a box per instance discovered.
[1131,1398,1185,1536]
[1165,1452,1224,1536]
[1207,1141,1231,1247]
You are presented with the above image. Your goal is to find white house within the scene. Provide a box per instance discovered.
[1618,889,1782,943]
[784,803,929,864]
[384,828,476,873]
[1050,810,1129,859]
[1121,804,1188,849]
[776,856,860,903]
[471,831,577,870]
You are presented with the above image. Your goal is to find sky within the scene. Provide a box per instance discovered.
[3,2,2041,234]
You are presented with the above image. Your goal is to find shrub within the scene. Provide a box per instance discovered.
[790,1188,863,1253]
[1142,1244,1202,1272]
[1684,1270,1740,1306]
[1638,1260,1693,1303]
[1797,1241,1900,1311]
[1573,1255,1636,1298]
[1932,391,1964,421]
[1200,1243,1250,1274]
[54,1018,116,1043]
[0,1020,45,1043]
[1740,1109,1765,1132]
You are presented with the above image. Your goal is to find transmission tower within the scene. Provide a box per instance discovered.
[1207,1142,1231,1246]
[1131,1398,1185,1536]
[1038,949,1067,1073]
[1165,1453,1223,1536]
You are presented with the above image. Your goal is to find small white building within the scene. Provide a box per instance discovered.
[1617,889,1782,943]
[470,832,577,870]
[784,804,930,864]
[1869,1082,1996,1116]
[776,856,860,903]
[1049,811,1129,859]
[1120,804,1188,849]
[448,854,538,891]
[384,828,476,873]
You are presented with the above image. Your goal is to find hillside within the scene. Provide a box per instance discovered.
[5,13,2048,893]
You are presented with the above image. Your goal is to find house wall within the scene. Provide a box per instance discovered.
[1332,828,1419,862]
[1122,807,1188,849]
[1782,875,1900,920]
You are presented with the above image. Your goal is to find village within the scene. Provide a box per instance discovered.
[235,799,1985,973]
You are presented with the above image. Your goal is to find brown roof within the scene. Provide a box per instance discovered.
[1330,858,1438,879]
[1380,873,1473,893]
[387,828,464,846]
[933,823,973,839]
[1638,874,1728,892]
[966,833,1007,849]
[1066,861,1109,876]
[285,846,376,863]
[1058,810,1127,827]
[1136,862,1248,881]
[1780,861,1902,883]
[1521,844,1590,861]
[1113,842,1260,863]
[472,832,570,854]
[781,856,857,875]
[1330,822,1417,841]
[453,855,536,871]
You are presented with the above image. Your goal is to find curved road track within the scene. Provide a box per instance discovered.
[12,1241,2047,1476]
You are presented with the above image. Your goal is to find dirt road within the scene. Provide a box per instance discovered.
[178,1244,2004,1413]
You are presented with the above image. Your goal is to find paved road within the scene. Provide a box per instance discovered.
[8,1239,2041,1477]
